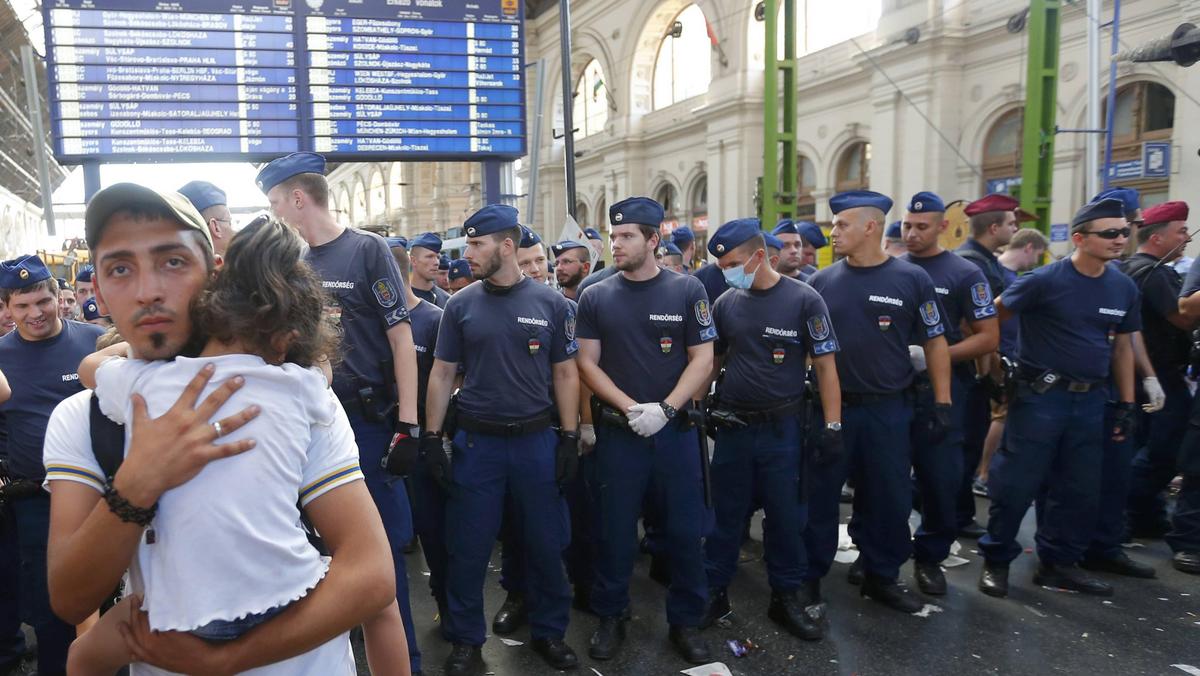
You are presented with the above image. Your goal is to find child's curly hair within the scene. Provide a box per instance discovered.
[192,216,338,367]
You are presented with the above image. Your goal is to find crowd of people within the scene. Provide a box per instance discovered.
[0,150,1195,676]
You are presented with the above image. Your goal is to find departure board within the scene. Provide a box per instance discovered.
[42,0,526,164]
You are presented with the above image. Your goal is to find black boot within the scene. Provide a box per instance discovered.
[860,574,923,613]
[768,590,822,640]
[1080,552,1157,579]
[1033,561,1113,596]
[668,625,712,664]
[530,638,580,670]
[802,578,826,622]
[700,588,731,628]
[846,558,864,585]
[978,562,1009,598]
[588,616,626,661]
[492,592,528,635]
[914,561,947,595]
[444,643,484,676]
[1174,551,1200,575]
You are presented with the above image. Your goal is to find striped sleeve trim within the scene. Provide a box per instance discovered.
[45,464,106,491]
[299,464,363,506]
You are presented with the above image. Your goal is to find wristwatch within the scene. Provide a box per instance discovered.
[659,402,678,419]
[825,421,842,431]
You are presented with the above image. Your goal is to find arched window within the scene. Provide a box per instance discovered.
[594,197,606,229]
[338,187,352,220]
[652,4,711,110]
[352,180,367,226]
[1104,82,1175,205]
[797,154,817,219]
[388,162,405,213]
[368,169,386,221]
[981,109,1023,194]
[573,59,609,138]
[656,183,679,229]
[575,201,589,229]
[774,0,883,58]
[835,142,870,192]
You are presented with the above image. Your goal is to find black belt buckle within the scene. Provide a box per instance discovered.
[505,421,522,435]
[1067,381,1092,393]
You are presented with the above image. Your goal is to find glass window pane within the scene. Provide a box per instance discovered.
[1143,83,1175,133]
[798,155,816,192]
[985,111,1022,159]
[1111,87,1136,137]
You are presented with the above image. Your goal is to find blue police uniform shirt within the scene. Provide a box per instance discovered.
[713,276,838,407]
[0,320,104,480]
[998,266,1020,358]
[957,238,1007,296]
[902,250,996,345]
[808,257,946,394]
[408,299,443,422]
[1181,254,1200,297]
[692,263,728,306]
[576,270,716,403]
[575,264,619,298]
[414,284,450,309]
[305,228,411,401]
[1002,257,1141,382]
[1119,253,1188,376]
[435,277,577,420]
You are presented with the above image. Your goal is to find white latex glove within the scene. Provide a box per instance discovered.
[908,345,927,372]
[580,423,597,455]
[1142,376,1166,413]
[626,403,669,437]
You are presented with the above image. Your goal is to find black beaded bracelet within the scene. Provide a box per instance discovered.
[102,483,157,527]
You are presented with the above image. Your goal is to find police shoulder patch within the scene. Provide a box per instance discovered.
[564,309,577,342]
[807,315,830,341]
[970,282,993,308]
[699,325,718,341]
[919,300,941,327]
[373,278,399,308]
[695,299,712,327]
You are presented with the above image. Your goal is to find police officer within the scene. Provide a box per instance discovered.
[659,241,686,273]
[552,240,591,300]
[257,151,424,672]
[409,232,452,307]
[80,296,111,328]
[978,198,1141,598]
[0,255,104,675]
[797,221,827,275]
[576,197,715,664]
[448,259,473,293]
[900,191,999,595]
[771,219,810,281]
[517,225,551,284]
[178,180,232,256]
[73,264,94,308]
[804,190,951,613]
[423,204,580,675]
[1120,201,1196,574]
[1170,231,1200,575]
[584,227,606,271]
[701,218,842,641]
[671,226,696,270]
[883,221,906,257]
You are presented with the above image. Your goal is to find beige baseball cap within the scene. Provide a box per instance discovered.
[85,182,214,252]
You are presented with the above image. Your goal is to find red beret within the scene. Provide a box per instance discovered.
[1142,200,1189,226]
[964,193,1021,216]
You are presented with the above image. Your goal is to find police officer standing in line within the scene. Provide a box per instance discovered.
[72,264,94,308]
[584,227,606,271]
[1169,230,1200,574]
[410,232,453,308]
[576,197,716,664]
[517,225,552,284]
[883,221,907,257]
[438,254,453,292]
[797,221,827,276]
[422,204,581,675]
[700,219,842,641]
[1124,201,1199,574]
[552,240,592,301]
[672,226,696,270]
[257,151,425,673]
[978,198,1141,598]
[899,191,1000,595]
[178,180,233,257]
[659,241,687,274]
[771,219,811,281]
[0,255,104,675]
[804,190,951,613]
[447,259,473,293]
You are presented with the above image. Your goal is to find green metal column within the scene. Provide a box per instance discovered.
[760,0,797,232]
[1019,0,1061,235]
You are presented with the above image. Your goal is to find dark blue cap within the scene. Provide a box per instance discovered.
[907,191,945,214]
[671,226,694,246]
[551,240,589,258]
[255,152,326,194]
[763,232,783,250]
[439,254,451,270]
[583,227,602,240]
[81,296,103,321]
[75,264,94,283]
[409,232,442,253]
[385,236,408,249]
[177,180,227,212]
[707,218,764,256]
[56,277,70,290]
[464,204,521,237]
[448,259,472,281]
[886,221,902,239]
[1072,198,1128,228]
[772,219,798,236]
[658,241,683,257]
[797,221,827,249]
[1092,187,1140,216]
[0,255,51,290]
[519,225,542,249]
[610,197,664,227]
[830,190,893,216]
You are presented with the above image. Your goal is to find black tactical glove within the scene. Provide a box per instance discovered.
[420,432,452,490]
[928,403,953,445]
[381,423,420,477]
[556,430,580,487]
[1110,401,1138,442]
[812,426,844,467]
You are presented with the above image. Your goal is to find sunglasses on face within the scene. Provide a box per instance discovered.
[1082,227,1132,240]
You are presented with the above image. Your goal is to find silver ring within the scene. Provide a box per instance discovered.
[212,421,223,438]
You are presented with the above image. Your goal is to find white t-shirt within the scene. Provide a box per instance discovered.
[43,354,362,675]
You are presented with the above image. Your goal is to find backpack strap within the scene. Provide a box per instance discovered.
[89,393,126,484]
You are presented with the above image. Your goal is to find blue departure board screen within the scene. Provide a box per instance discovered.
[42,0,526,163]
